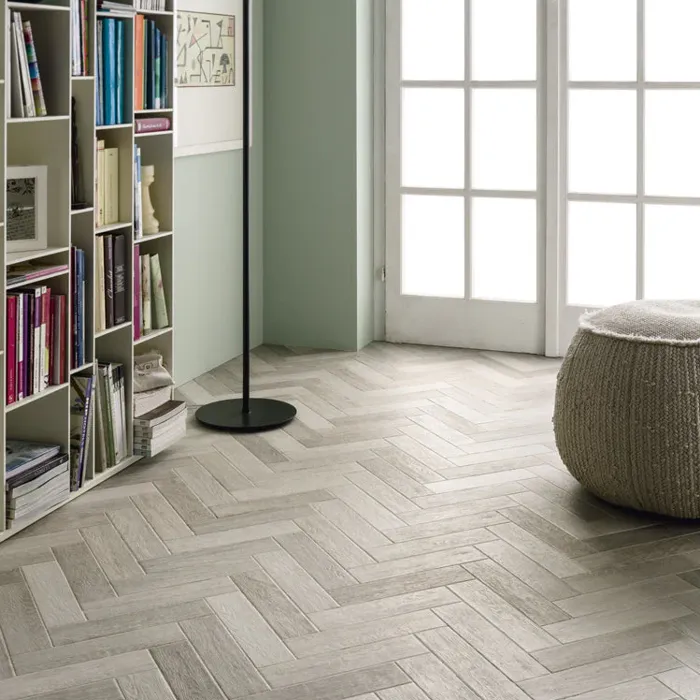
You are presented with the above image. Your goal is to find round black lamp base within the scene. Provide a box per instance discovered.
[196,398,297,433]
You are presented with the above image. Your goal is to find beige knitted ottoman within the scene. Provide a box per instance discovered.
[554,299,700,519]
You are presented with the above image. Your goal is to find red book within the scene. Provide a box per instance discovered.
[134,244,141,340]
[7,296,17,405]
[59,295,67,385]
[42,287,51,390]
[48,296,55,386]
[135,117,171,134]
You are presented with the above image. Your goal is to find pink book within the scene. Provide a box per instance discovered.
[17,294,24,401]
[135,117,171,134]
[134,245,141,340]
[6,296,17,405]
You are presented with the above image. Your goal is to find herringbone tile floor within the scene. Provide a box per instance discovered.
[1,343,700,699]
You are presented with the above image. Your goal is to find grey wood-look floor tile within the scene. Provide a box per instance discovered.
[13,623,183,675]
[276,531,356,590]
[520,648,683,700]
[0,650,155,700]
[150,640,228,700]
[0,531,83,557]
[385,438,454,477]
[51,600,210,646]
[243,663,409,700]
[212,491,335,518]
[255,549,337,613]
[52,542,116,606]
[665,638,700,673]
[656,666,700,700]
[174,460,237,508]
[549,677,677,700]
[544,600,693,644]
[331,566,472,606]
[359,458,432,500]
[192,507,316,536]
[286,610,443,659]
[0,627,12,680]
[309,588,458,630]
[207,591,294,667]
[370,529,496,562]
[214,436,276,482]
[372,446,446,485]
[153,474,215,527]
[397,653,481,700]
[167,522,299,554]
[22,562,84,628]
[532,621,683,673]
[433,602,547,682]
[0,550,54,574]
[313,499,392,550]
[426,470,537,495]
[418,626,532,700]
[378,684,431,700]
[399,497,518,526]
[80,523,145,584]
[295,513,375,569]
[386,513,507,543]
[345,471,419,515]
[118,669,177,700]
[131,491,193,542]
[413,483,529,510]
[107,507,170,561]
[19,679,125,700]
[0,581,51,655]
[178,616,268,697]
[231,568,317,639]
[262,636,426,688]
[350,546,484,583]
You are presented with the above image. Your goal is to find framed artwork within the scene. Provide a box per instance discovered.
[176,11,235,87]
[6,166,48,254]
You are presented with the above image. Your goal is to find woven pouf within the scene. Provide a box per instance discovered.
[554,299,700,519]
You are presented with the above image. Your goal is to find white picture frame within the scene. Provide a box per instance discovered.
[6,165,48,254]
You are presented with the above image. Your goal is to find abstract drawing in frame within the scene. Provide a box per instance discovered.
[6,165,48,254]
[176,11,235,87]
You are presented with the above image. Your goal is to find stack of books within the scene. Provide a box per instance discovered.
[135,0,167,10]
[71,0,90,76]
[133,248,168,341]
[95,361,128,469]
[96,233,127,333]
[134,15,169,110]
[96,18,127,126]
[72,247,87,370]
[70,373,95,490]
[98,1,136,16]
[134,400,187,457]
[6,287,67,406]
[9,12,47,118]
[95,139,120,227]
[6,441,69,529]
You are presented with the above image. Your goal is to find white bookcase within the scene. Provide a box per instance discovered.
[0,0,176,542]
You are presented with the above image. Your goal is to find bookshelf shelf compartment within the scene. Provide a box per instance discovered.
[6,247,71,266]
[135,327,172,346]
[135,231,173,244]
[96,222,132,234]
[5,383,69,414]
[95,321,132,339]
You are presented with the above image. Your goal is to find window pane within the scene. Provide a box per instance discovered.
[472,198,537,303]
[646,0,700,82]
[569,0,637,81]
[646,91,700,197]
[472,0,536,81]
[645,205,700,299]
[402,195,465,298]
[569,90,637,195]
[472,89,536,191]
[402,0,464,81]
[568,202,637,306]
[402,88,465,189]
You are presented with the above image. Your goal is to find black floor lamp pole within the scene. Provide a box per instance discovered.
[196,0,297,432]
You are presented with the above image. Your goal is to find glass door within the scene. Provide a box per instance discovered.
[385,0,545,353]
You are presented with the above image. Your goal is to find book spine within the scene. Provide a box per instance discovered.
[80,251,86,366]
[154,26,161,110]
[14,14,34,118]
[82,377,95,486]
[150,254,168,329]
[97,140,106,227]
[141,253,152,333]
[104,234,115,328]
[42,287,50,390]
[136,146,142,238]
[134,245,141,340]
[97,20,104,125]
[10,19,24,118]
[71,247,77,368]
[32,289,40,395]
[118,365,127,458]
[23,21,47,117]
[61,296,67,385]
[135,15,144,111]
[104,147,119,225]
[113,234,127,325]
[49,297,55,385]
[134,117,171,133]
[161,33,167,109]
[7,297,16,405]
[82,0,89,75]
[148,20,156,110]
[116,20,124,124]
[103,18,116,125]
[17,295,24,401]
[96,235,106,331]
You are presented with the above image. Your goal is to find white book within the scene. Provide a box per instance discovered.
[108,365,123,464]
[104,148,119,225]
[14,15,34,118]
[118,368,127,458]
[96,235,106,331]
[141,254,152,333]
[96,140,106,227]
[150,254,169,329]
[16,294,24,401]
[10,22,24,118]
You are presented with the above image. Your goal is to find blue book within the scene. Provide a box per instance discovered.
[148,21,156,109]
[160,33,167,108]
[96,21,104,126]
[154,27,161,109]
[102,18,117,125]
[116,20,124,124]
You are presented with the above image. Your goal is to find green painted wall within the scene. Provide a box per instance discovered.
[263,0,375,351]
[174,1,264,385]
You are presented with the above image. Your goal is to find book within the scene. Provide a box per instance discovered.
[150,254,169,329]
[141,253,152,333]
[133,145,142,238]
[96,363,115,468]
[18,293,25,400]
[102,19,117,125]
[70,374,94,491]
[104,234,115,328]
[6,440,61,477]
[8,470,70,519]
[8,486,70,529]
[7,262,69,286]
[135,117,171,134]
[154,25,161,110]
[134,245,141,341]
[134,384,172,417]
[97,20,104,125]
[134,14,144,110]
[104,147,119,225]
[96,139,105,226]
[9,17,24,118]
[7,296,17,405]
[161,32,168,109]
[96,235,106,331]
[23,20,47,117]
[113,234,127,325]
[133,400,186,429]
[7,454,68,493]
[14,13,34,118]
[116,19,124,124]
